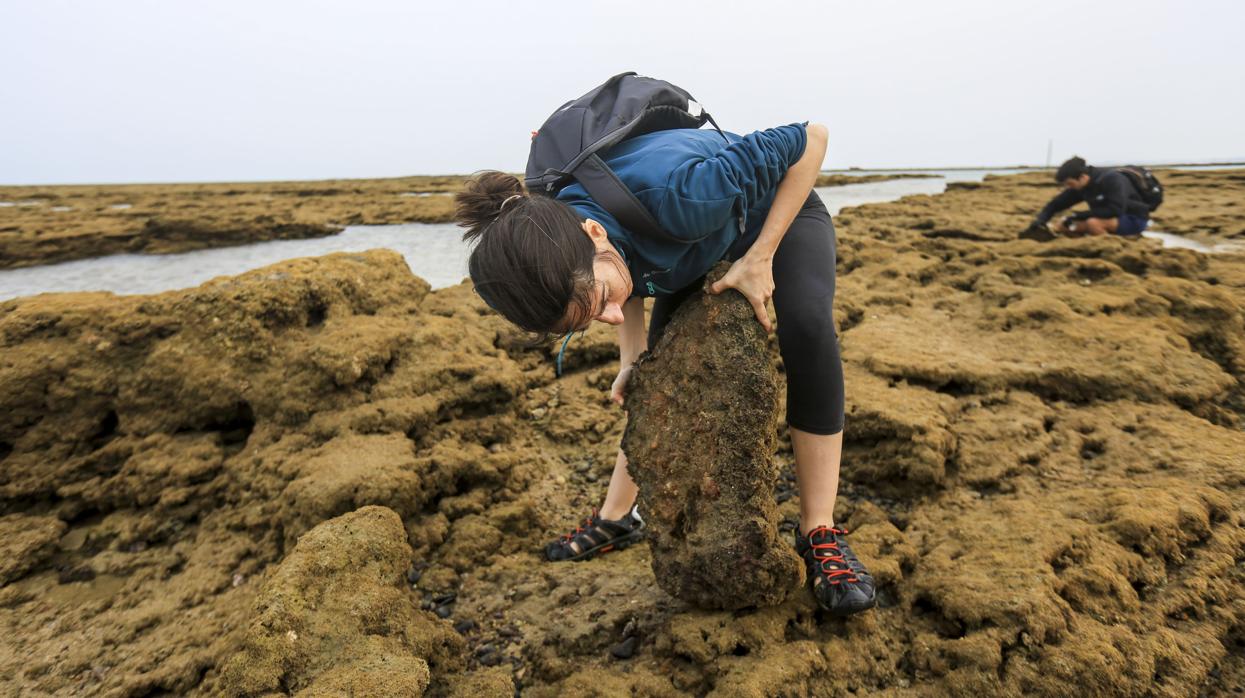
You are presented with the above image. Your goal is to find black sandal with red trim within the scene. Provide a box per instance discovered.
[544,506,646,562]
[795,525,876,617]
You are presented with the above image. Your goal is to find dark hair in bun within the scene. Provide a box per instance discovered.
[454,171,596,340]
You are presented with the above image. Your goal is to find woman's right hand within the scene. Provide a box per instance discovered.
[610,364,635,406]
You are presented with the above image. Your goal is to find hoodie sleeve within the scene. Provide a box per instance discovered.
[1035,188,1083,225]
[653,123,808,242]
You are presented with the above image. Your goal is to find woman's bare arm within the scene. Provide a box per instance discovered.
[618,296,647,366]
[610,296,647,405]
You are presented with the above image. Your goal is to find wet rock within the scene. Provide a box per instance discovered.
[56,565,96,584]
[623,265,804,610]
[406,564,423,585]
[218,506,463,697]
[474,643,502,667]
[610,635,638,660]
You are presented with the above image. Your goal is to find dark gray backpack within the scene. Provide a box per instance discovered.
[1114,165,1164,212]
[525,72,727,243]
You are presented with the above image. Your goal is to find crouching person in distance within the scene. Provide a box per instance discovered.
[1021,156,1152,240]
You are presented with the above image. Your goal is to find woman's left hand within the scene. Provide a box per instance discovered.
[708,252,775,332]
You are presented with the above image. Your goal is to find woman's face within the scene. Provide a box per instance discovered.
[563,218,633,330]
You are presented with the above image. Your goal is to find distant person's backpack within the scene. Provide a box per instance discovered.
[1115,166,1164,212]
[525,72,728,243]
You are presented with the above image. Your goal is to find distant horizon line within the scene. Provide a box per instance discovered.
[4,160,1244,189]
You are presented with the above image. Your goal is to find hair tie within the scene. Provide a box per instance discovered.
[499,194,523,212]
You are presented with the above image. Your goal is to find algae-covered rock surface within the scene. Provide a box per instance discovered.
[218,505,465,697]
[814,172,941,187]
[1,169,1244,696]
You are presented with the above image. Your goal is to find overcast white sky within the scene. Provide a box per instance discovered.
[4,0,1244,184]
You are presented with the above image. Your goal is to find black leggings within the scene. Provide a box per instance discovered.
[646,191,844,435]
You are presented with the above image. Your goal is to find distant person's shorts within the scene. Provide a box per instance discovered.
[1116,214,1149,236]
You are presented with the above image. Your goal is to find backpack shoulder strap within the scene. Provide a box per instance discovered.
[576,153,708,243]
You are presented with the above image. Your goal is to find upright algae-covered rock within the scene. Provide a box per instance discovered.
[218,506,463,697]
[622,265,804,610]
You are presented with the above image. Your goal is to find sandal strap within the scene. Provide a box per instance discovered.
[559,511,637,551]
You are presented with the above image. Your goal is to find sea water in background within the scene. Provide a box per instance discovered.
[0,168,1237,301]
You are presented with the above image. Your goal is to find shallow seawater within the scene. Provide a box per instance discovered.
[1141,230,1245,254]
[0,222,472,300]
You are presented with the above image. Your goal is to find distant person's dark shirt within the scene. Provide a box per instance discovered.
[1035,166,1152,224]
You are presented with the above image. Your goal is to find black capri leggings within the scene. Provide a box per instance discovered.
[646,191,844,435]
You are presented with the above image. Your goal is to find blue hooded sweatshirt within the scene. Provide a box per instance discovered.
[556,122,808,297]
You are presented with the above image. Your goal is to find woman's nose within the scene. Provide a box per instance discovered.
[597,303,625,325]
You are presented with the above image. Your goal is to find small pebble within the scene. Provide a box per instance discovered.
[432,592,457,605]
[453,619,477,634]
[406,565,423,585]
[610,636,638,659]
[434,605,452,619]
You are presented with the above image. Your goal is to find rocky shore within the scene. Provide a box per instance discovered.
[814,172,940,187]
[1,170,1243,696]
[0,173,956,270]
[0,175,463,269]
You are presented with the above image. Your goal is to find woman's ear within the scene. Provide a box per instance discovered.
[580,218,608,243]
